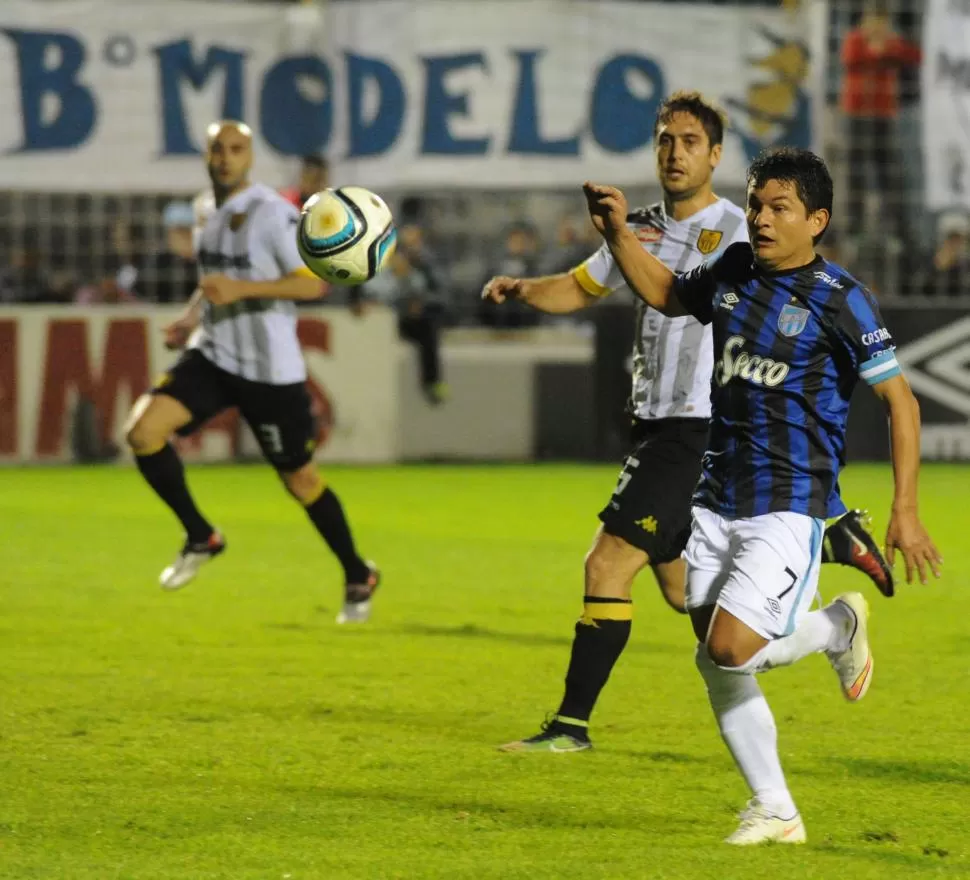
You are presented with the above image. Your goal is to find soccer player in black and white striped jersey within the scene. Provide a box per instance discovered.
[485,92,892,753]
[124,121,379,624]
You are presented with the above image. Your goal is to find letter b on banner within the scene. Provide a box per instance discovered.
[3,28,97,151]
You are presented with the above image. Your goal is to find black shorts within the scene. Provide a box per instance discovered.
[598,418,708,564]
[151,349,316,471]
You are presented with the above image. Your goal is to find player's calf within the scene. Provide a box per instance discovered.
[281,464,377,621]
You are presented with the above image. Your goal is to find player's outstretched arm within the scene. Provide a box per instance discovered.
[582,183,686,317]
[872,374,943,584]
[481,273,596,314]
[199,269,324,305]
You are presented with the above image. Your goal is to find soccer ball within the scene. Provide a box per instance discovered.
[296,186,397,286]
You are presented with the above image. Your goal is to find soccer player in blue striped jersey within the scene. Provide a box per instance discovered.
[583,147,942,844]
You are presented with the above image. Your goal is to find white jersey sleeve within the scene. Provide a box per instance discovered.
[262,199,308,276]
[571,243,626,298]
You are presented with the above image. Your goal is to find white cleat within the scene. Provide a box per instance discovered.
[826,591,873,701]
[335,562,380,624]
[725,799,807,846]
[159,533,226,591]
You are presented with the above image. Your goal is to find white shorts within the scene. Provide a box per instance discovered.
[684,506,824,640]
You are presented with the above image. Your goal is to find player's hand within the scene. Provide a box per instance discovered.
[162,316,196,351]
[200,274,244,306]
[885,508,942,585]
[583,182,628,241]
[481,276,524,304]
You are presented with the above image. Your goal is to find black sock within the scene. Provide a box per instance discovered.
[304,488,369,583]
[135,444,214,544]
[554,597,633,736]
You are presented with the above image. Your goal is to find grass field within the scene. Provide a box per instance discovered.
[2,462,969,879]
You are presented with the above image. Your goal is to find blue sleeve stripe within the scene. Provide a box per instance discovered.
[860,352,901,384]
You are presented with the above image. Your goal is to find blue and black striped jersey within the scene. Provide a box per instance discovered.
[674,242,901,520]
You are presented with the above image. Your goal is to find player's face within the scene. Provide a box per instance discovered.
[206,126,252,195]
[746,178,829,270]
[655,113,721,199]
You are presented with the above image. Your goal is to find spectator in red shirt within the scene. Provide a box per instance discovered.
[280,154,329,210]
[839,0,921,252]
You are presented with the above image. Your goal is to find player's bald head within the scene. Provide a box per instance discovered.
[205,120,253,199]
[206,120,253,147]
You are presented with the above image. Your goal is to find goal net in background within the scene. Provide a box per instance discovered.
[0,0,967,318]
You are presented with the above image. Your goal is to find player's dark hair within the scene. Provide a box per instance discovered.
[747,147,834,243]
[653,90,726,148]
[302,154,328,171]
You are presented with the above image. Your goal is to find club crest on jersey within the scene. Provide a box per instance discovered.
[777,304,810,338]
[696,229,723,255]
[229,212,248,231]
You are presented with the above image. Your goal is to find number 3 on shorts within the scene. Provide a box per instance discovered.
[615,455,640,496]
[258,423,284,455]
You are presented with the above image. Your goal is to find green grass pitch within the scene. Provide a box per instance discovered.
[1,462,968,879]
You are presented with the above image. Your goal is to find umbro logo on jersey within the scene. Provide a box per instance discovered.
[719,292,740,311]
[813,270,844,289]
[716,335,790,388]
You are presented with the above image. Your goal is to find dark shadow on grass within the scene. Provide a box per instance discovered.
[824,757,970,787]
[814,840,960,870]
[299,784,697,833]
[609,749,710,766]
[383,623,679,654]
[264,622,319,633]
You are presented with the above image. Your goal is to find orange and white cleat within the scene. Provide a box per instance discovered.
[826,591,873,702]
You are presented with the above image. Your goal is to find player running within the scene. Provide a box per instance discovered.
[124,120,379,624]
[485,92,893,753]
[583,146,941,843]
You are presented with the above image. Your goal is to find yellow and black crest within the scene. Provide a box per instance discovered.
[229,212,248,231]
[696,229,723,255]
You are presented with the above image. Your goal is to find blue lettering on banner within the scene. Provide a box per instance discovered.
[260,55,332,155]
[590,54,664,153]
[507,50,580,155]
[421,53,490,155]
[2,28,97,151]
[2,26,700,164]
[154,39,245,155]
[346,52,405,158]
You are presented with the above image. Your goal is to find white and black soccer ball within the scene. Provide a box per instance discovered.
[296,186,397,286]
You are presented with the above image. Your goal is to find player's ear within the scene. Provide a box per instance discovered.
[709,143,723,169]
[809,208,830,240]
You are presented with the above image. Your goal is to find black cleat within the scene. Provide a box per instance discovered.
[822,510,894,597]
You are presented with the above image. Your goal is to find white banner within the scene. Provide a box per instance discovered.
[0,306,399,464]
[922,0,970,211]
[0,0,826,192]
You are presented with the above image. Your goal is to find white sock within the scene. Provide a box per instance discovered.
[750,603,853,672]
[695,643,797,819]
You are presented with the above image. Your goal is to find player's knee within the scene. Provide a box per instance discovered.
[281,464,324,505]
[584,534,644,598]
[125,413,165,454]
[705,635,750,670]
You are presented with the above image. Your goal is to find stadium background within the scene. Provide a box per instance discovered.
[1,0,968,468]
